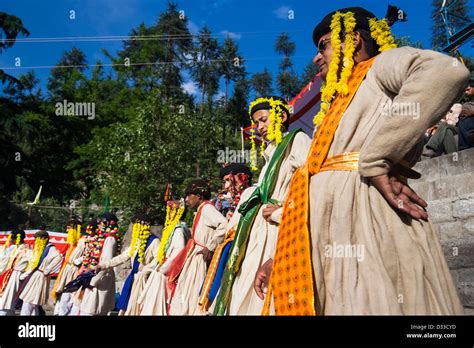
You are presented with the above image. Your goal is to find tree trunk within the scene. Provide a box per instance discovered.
[200,80,205,114]
[224,79,229,110]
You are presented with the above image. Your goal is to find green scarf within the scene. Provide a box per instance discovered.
[213,128,302,315]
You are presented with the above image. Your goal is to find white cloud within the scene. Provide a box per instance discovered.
[220,30,241,40]
[182,81,198,95]
[188,20,199,35]
[273,6,291,20]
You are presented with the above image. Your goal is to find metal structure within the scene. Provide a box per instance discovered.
[440,0,473,54]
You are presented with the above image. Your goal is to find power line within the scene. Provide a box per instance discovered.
[4,29,307,44]
[0,54,315,71]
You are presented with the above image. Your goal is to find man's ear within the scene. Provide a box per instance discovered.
[354,31,362,52]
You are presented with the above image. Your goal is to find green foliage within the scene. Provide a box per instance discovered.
[251,69,273,97]
[275,33,300,101]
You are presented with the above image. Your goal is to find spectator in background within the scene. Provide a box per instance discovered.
[458,79,474,150]
[422,103,462,157]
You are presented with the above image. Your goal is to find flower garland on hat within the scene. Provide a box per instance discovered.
[15,233,21,247]
[66,224,81,247]
[313,11,397,127]
[157,200,185,265]
[248,97,289,170]
[1,234,12,253]
[82,220,119,270]
[369,18,397,52]
[129,220,151,263]
[26,237,48,271]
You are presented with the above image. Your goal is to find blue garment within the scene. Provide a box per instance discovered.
[116,234,157,311]
[38,244,54,267]
[458,116,474,150]
[208,242,233,302]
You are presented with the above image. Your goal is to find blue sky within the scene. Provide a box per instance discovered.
[1,0,472,96]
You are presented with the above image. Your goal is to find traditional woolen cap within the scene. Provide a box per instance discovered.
[185,179,211,200]
[312,7,377,46]
[34,230,49,239]
[219,163,253,179]
[11,228,26,242]
[249,96,290,117]
[99,212,118,225]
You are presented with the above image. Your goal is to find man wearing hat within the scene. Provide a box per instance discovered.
[19,230,63,315]
[79,212,119,315]
[94,214,159,315]
[168,179,227,315]
[219,162,254,219]
[52,218,86,316]
[198,163,256,312]
[258,7,468,315]
[213,96,311,315]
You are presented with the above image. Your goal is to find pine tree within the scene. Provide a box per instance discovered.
[275,32,300,101]
[251,69,273,97]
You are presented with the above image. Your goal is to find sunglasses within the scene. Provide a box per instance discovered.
[317,38,331,54]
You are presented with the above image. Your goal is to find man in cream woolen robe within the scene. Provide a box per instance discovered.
[226,99,311,315]
[19,231,63,316]
[79,213,119,316]
[262,7,469,315]
[0,230,31,316]
[52,223,86,316]
[97,219,160,316]
[139,222,189,315]
[169,180,227,315]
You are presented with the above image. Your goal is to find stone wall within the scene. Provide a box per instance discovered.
[409,147,474,314]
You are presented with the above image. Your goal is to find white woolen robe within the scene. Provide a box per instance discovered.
[0,244,31,311]
[138,226,187,315]
[79,236,117,315]
[100,236,160,315]
[54,238,86,293]
[169,204,227,315]
[227,131,311,315]
[19,244,63,306]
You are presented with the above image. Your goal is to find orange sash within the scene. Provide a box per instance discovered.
[198,227,236,311]
[0,247,28,295]
[51,243,77,301]
[166,201,211,307]
[262,57,375,315]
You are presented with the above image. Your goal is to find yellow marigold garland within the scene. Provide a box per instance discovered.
[129,222,140,257]
[129,220,151,263]
[15,233,21,247]
[27,237,48,271]
[1,234,12,252]
[313,12,397,127]
[137,223,151,263]
[313,11,344,127]
[66,224,81,246]
[249,125,258,171]
[157,202,185,265]
[369,18,397,52]
[248,97,289,170]
[337,12,357,96]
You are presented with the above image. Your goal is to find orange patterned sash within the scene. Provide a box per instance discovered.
[262,57,375,315]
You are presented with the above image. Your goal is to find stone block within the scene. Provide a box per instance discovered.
[453,198,474,219]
